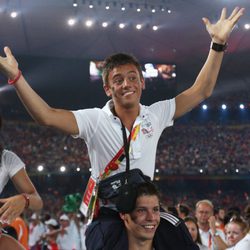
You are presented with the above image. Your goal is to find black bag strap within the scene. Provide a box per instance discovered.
[121,123,132,180]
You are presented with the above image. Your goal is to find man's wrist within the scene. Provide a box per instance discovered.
[21,193,30,209]
[210,41,228,52]
[212,230,220,237]
[8,70,22,85]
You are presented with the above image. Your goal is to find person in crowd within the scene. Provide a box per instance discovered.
[214,207,226,231]
[119,182,161,250]
[232,230,250,250]
[28,213,45,250]
[177,203,190,219]
[56,214,78,250]
[224,215,248,250]
[195,199,227,249]
[42,218,59,250]
[184,216,208,250]
[0,116,43,249]
[0,6,244,249]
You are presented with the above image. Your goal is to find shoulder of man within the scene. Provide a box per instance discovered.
[160,211,181,227]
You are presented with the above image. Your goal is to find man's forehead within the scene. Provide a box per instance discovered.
[109,64,139,76]
[135,195,159,206]
[197,204,213,211]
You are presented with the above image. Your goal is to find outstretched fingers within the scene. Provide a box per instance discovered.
[4,47,12,58]
[202,17,210,26]
[230,7,245,24]
[228,7,240,20]
[219,8,227,20]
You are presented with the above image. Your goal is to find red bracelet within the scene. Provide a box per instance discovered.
[8,70,22,85]
[21,193,30,209]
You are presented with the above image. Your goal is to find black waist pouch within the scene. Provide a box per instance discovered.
[98,168,150,200]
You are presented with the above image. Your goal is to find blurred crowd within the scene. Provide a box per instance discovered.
[1,117,250,249]
[3,188,250,250]
[2,119,249,176]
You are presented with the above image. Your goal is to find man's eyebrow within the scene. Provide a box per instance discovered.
[135,205,160,209]
[112,70,137,79]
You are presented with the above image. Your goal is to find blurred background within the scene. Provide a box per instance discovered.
[1,0,250,217]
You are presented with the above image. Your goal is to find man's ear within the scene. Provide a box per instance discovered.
[103,83,112,97]
[119,213,126,221]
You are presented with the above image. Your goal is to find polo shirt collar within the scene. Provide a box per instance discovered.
[102,100,147,119]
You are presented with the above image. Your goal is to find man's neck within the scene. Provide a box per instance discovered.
[198,222,210,232]
[113,104,140,131]
[128,238,153,250]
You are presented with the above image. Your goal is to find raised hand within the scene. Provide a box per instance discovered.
[0,195,26,224]
[0,47,19,80]
[202,7,245,44]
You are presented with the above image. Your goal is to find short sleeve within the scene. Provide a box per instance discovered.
[2,150,25,178]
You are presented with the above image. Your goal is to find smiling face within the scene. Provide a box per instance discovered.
[121,194,160,243]
[103,64,145,110]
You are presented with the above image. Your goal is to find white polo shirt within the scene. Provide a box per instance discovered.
[72,98,175,180]
[0,149,25,194]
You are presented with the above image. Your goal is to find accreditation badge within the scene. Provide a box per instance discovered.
[80,175,99,223]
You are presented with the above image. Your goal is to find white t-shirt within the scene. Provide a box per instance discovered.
[230,233,250,250]
[72,99,175,180]
[0,149,25,194]
[57,227,79,250]
[199,228,225,250]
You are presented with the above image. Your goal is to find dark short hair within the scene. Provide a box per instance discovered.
[102,53,143,85]
[136,181,160,201]
[179,203,190,216]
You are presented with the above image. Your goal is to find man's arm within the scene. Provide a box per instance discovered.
[174,7,244,119]
[0,168,43,224]
[0,47,79,135]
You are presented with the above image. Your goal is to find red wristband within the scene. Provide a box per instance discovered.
[8,70,22,85]
[21,193,30,209]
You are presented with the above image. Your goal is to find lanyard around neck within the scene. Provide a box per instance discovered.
[121,123,132,178]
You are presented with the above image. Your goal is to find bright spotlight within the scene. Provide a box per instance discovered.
[76,167,80,172]
[119,23,125,29]
[68,18,76,26]
[239,104,245,110]
[136,24,142,30]
[60,166,66,172]
[102,22,108,28]
[244,23,250,30]
[10,11,18,18]
[73,0,78,7]
[85,20,93,27]
[152,25,158,31]
[221,104,227,110]
[171,72,176,78]
[37,165,44,172]
[202,104,208,110]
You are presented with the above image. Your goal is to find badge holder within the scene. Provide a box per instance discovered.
[80,175,99,224]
